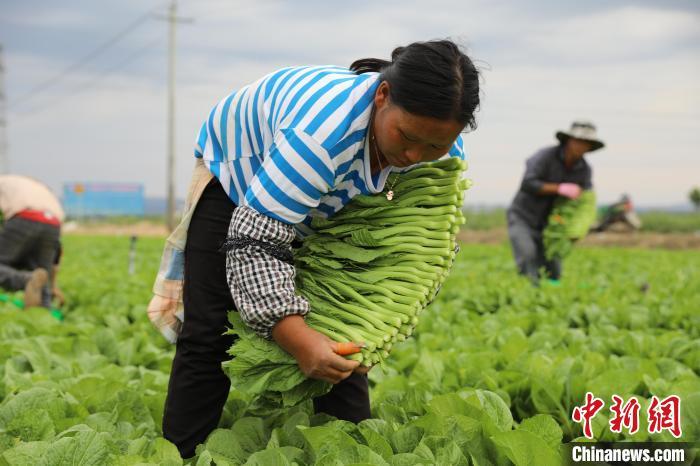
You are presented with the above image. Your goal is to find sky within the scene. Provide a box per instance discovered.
[1,0,699,208]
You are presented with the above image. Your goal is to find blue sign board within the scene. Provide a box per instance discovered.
[63,182,145,217]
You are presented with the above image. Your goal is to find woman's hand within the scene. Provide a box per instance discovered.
[272,315,361,384]
[557,183,582,199]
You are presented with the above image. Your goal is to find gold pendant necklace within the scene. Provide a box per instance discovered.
[371,133,399,200]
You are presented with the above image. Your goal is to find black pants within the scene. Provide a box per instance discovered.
[162,179,370,459]
[0,217,60,306]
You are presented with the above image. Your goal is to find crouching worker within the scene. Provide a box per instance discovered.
[0,175,65,307]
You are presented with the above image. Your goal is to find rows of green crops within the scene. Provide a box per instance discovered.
[462,207,700,233]
[0,235,698,465]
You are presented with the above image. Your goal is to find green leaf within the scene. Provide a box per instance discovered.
[194,449,214,466]
[410,352,444,389]
[223,313,330,413]
[432,439,469,466]
[148,437,183,466]
[314,454,345,466]
[267,411,309,449]
[491,430,563,466]
[389,425,424,454]
[1,441,50,466]
[530,377,566,417]
[243,446,304,466]
[126,436,151,457]
[388,453,429,466]
[230,417,269,457]
[473,390,513,432]
[374,404,409,425]
[679,392,700,442]
[0,387,68,428]
[6,408,55,441]
[63,375,121,414]
[200,418,268,465]
[300,425,359,460]
[112,389,156,430]
[357,419,394,440]
[587,368,643,401]
[358,424,394,460]
[38,430,113,466]
[424,393,472,419]
[314,444,389,466]
[411,439,435,463]
[517,415,563,449]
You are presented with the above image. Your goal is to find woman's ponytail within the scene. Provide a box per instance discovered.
[349,58,391,74]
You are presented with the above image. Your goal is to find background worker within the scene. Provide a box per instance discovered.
[592,194,642,232]
[507,121,605,283]
[0,174,65,307]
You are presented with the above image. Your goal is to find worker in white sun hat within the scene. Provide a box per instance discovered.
[507,120,605,284]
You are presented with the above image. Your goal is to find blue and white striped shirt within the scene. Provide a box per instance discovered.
[195,65,465,236]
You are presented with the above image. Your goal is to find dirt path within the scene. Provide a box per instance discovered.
[63,221,169,237]
[457,228,700,249]
[64,221,700,249]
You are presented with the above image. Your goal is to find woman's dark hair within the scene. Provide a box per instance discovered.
[350,39,480,130]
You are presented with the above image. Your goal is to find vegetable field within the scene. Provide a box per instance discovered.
[1,236,698,465]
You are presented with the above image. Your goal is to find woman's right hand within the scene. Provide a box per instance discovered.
[271,315,361,384]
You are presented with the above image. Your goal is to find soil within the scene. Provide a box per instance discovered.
[63,221,169,237]
[64,221,700,250]
[457,228,700,250]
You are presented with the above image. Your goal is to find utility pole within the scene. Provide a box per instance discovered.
[0,44,8,174]
[155,1,191,231]
[166,0,177,231]
[160,0,192,232]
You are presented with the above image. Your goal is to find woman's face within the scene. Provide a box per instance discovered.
[373,82,464,168]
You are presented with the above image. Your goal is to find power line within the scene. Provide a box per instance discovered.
[8,4,168,111]
[11,36,164,117]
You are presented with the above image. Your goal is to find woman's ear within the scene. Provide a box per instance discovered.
[374,81,390,109]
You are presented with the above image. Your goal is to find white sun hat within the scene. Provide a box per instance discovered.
[555,120,605,151]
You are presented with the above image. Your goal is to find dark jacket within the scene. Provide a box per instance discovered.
[508,145,593,230]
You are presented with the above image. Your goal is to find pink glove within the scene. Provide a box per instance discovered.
[557,183,582,199]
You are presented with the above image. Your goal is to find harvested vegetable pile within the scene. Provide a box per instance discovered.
[543,190,597,260]
[223,157,469,411]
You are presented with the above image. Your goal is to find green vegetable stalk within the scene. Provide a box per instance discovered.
[223,157,470,411]
[543,190,597,260]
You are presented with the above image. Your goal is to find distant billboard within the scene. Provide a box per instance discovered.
[63,182,145,217]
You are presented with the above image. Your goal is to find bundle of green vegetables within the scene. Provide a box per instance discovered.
[223,156,470,410]
[543,190,597,260]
